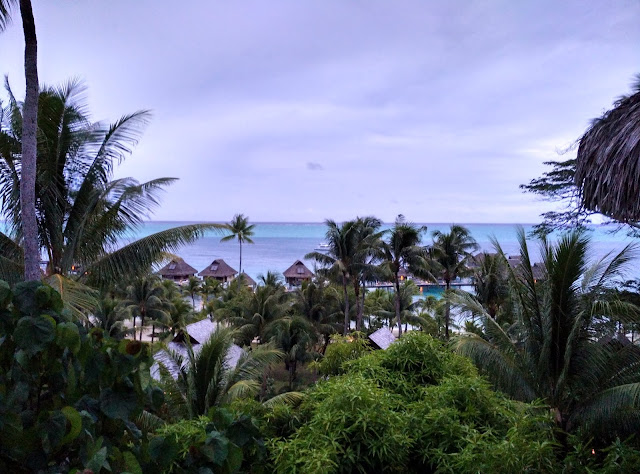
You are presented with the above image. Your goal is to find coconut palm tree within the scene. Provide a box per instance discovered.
[350,216,384,331]
[88,295,129,339]
[266,316,316,390]
[221,214,255,274]
[182,275,202,309]
[575,75,640,223]
[306,219,362,334]
[158,328,286,420]
[472,252,510,321]
[227,283,290,346]
[0,0,39,280]
[430,225,478,339]
[455,228,640,439]
[378,215,430,336]
[122,276,169,342]
[0,80,224,286]
[292,278,341,353]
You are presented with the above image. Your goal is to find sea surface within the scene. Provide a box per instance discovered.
[123,222,640,283]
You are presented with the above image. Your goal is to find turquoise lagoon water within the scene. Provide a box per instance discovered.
[121,222,639,284]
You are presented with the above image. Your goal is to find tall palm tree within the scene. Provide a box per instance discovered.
[182,275,202,309]
[472,252,510,321]
[378,215,429,336]
[350,216,383,331]
[306,219,360,334]
[266,316,316,390]
[0,0,39,280]
[430,225,478,339]
[292,279,341,353]
[0,81,225,286]
[226,283,290,345]
[158,328,285,420]
[455,228,640,439]
[122,276,169,342]
[221,214,255,274]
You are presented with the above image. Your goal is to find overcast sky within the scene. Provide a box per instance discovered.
[1,1,638,223]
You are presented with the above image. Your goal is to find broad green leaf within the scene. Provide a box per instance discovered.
[86,446,108,473]
[204,430,229,466]
[99,388,139,420]
[56,322,81,354]
[61,406,82,445]
[14,315,56,355]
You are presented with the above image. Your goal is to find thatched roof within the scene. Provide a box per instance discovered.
[238,272,256,286]
[575,84,640,222]
[158,258,197,277]
[531,263,546,281]
[368,327,396,350]
[198,259,237,278]
[283,260,314,279]
[150,319,246,380]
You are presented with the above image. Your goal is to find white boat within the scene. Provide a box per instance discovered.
[314,242,330,251]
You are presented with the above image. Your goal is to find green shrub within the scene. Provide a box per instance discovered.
[315,332,371,376]
[149,408,265,473]
[0,281,161,473]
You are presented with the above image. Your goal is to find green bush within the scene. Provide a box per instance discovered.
[270,331,561,473]
[315,332,371,376]
[0,281,161,473]
[148,408,265,473]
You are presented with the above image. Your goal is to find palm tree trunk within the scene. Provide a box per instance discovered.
[361,277,367,330]
[395,274,402,336]
[353,278,362,331]
[239,240,242,274]
[19,0,40,281]
[342,273,350,335]
[444,280,451,339]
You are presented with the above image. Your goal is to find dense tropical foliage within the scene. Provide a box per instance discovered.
[455,228,640,440]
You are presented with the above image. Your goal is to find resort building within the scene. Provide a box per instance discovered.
[238,272,257,291]
[157,257,198,282]
[198,259,237,285]
[151,319,244,380]
[283,260,314,287]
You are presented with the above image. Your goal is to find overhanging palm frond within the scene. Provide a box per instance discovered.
[83,223,225,288]
[46,274,98,321]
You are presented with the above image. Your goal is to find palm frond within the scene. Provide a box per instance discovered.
[83,223,225,288]
[46,274,98,321]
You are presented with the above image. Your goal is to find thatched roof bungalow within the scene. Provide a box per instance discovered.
[158,258,198,282]
[283,260,314,287]
[198,259,237,284]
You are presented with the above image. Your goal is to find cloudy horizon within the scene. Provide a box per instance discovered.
[1,1,638,223]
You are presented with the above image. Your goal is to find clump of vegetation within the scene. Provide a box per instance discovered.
[268,332,558,473]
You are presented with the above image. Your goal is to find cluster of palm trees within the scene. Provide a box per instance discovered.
[454,228,640,442]
[305,216,479,337]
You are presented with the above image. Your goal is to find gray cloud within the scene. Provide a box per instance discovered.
[1,1,639,222]
[307,162,324,171]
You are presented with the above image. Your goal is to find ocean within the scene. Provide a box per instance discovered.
[124,222,640,283]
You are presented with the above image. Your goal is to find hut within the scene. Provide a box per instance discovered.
[238,272,257,290]
[198,259,237,285]
[151,319,245,380]
[283,260,314,287]
[368,327,397,350]
[158,257,198,282]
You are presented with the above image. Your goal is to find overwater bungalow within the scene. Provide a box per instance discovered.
[198,259,237,285]
[157,257,198,282]
[283,260,314,287]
